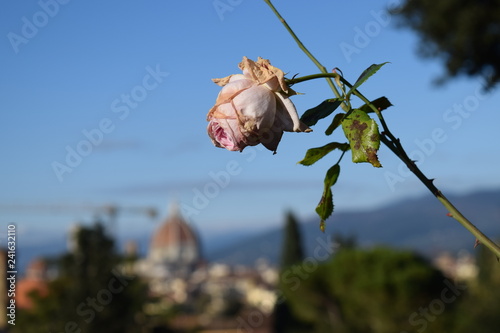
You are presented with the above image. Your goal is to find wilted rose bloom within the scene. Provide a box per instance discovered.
[207,57,311,153]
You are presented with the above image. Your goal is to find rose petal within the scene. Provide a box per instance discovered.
[207,57,311,153]
[274,92,311,132]
[232,85,276,133]
[258,121,284,153]
[214,78,254,105]
[207,118,245,151]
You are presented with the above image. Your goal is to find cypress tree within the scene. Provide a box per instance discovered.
[280,210,304,268]
[273,210,313,333]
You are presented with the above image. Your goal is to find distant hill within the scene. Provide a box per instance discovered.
[14,189,500,273]
[207,189,500,266]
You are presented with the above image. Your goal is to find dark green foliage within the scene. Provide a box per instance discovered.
[273,297,315,333]
[453,246,500,332]
[358,96,392,114]
[297,142,349,166]
[276,247,455,333]
[325,113,346,135]
[315,164,341,231]
[300,98,342,126]
[332,233,357,250]
[346,63,389,98]
[13,222,147,333]
[321,248,450,332]
[393,0,500,89]
[273,211,308,333]
[280,211,305,269]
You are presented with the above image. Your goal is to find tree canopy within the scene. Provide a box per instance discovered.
[280,211,305,269]
[14,222,147,333]
[393,0,500,89]
[276,246,455,333]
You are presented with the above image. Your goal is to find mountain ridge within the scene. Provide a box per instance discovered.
[13,188,500,272]
[207,188,500,265]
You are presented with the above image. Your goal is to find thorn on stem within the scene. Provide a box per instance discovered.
[474,239,481,248]
[446,213,453,217]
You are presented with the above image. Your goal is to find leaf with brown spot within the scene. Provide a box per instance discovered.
[341,109,382,167]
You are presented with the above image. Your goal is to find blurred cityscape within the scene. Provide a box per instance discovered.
[1,197,500,333]
[3,0,500,332]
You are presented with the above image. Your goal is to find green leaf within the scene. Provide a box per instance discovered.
[346,62,389,97]
[300,98,342,126]
[315,164,341,231]
[325,113,346,135]
[358,96,393,114]
[342,109,382,167]
[298,142,350,166]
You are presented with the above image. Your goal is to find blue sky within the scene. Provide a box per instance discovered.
[1,0,500,253]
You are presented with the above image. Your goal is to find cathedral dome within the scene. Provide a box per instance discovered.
[149,204,201,267]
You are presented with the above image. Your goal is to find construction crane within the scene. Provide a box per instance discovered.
[0,202,158,236]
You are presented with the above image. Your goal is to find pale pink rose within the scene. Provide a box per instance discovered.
[207,57,311,153]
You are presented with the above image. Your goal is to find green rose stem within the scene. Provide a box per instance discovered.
[262,0,344,105]
[265,0,500,258]
[288,72,500,258]
[355,90,500,259]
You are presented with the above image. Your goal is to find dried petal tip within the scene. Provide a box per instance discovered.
[239,56,290,94]
[207,57,310,153]
[212,76,233,86]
